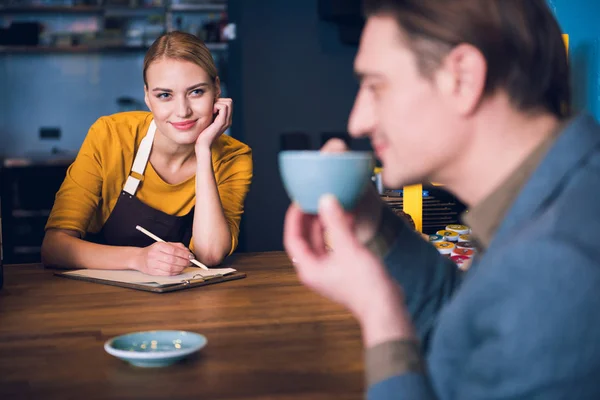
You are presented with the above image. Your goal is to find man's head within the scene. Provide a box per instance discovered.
[348,0,570,188]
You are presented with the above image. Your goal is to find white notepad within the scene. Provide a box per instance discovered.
[62,267,237,287]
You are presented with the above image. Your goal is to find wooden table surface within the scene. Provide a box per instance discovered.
[0,252,364,400]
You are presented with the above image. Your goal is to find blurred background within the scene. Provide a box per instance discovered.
[0,0,598,263]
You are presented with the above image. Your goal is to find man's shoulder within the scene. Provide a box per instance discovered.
[466,153,600,294]
[504,132,600,262]
[469,187,600,306]
[545,147,600,238]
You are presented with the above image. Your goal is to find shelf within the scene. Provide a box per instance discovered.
[12,210,51,218]
[0,42,227,53]
[0,4,225,14]
[170,3,226,12]
[0,45,149,53]
[206,42,227,51]
[0,5,104,13]
[13,246,42,255]
[104,6,167,16]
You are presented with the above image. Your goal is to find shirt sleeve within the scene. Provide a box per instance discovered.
[369,205,463,349]
[368,237,600,400]
[357,205,459,400]
[365,339,426,386]
[45,119,106,237]
[368,374,436,400]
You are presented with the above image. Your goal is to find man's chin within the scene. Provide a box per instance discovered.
[382,171,422,190]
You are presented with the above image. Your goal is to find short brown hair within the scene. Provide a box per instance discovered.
[143,31,218,86]
[363,0,571,118]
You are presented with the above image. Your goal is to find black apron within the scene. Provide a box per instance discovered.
[87,120,194,247]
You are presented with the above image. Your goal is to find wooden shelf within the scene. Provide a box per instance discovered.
[0,42,227,53]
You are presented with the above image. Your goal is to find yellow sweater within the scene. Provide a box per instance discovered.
[46,111,253,254]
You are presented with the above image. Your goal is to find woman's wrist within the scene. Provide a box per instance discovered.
[195,145,213,165]
[126,247,144,271]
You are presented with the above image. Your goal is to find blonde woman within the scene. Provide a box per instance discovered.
[42,31,252,275]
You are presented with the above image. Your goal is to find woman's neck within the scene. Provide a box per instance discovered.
[151,128,196,172]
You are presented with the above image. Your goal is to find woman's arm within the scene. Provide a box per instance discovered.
[42,229,140,270]
[42,229,193,276]
[191,147,232,266]
[190,98,235,266]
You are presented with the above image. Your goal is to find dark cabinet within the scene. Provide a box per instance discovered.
[0,158,72,264]
[318,0,364,45]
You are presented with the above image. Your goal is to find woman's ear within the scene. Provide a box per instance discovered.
[143,85,151,111]
[214,76,221,100]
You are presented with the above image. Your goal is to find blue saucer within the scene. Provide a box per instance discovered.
[104,330,207,367]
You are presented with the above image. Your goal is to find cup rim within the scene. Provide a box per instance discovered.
[279,150,373,159]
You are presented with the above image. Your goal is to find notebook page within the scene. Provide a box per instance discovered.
[62,267,236,286]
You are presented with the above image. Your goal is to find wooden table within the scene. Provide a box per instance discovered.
[0,252,364,400]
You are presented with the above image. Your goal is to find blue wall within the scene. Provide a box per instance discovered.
[549,0,600,120]
[0,55,6,150]
[0,53,145,156]
[228,0,358,252]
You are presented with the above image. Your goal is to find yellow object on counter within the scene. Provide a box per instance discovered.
[403,184,423,232]
[446,224,470,235]
[459,234,472,242]
[434,241,455,255]
[437,230,459,242]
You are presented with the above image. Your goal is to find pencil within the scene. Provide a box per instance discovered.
[135,225,209,270]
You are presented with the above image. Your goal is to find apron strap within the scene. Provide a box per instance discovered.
[123,120,156,196]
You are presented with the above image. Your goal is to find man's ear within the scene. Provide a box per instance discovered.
[434,43,487,116]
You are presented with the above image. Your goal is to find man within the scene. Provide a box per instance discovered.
[284,0,600,399]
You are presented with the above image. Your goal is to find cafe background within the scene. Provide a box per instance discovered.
[0,0,598,264]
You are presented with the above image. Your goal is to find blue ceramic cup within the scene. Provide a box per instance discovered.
[278,151,374,214]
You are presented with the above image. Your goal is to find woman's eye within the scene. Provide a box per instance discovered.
[156,93,171,99]
[191,89,205,96]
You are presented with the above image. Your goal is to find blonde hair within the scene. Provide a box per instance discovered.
[143,31,218,86]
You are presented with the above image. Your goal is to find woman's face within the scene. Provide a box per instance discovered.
[144,57,219,146]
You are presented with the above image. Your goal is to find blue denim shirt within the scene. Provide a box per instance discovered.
[368,114,600,399]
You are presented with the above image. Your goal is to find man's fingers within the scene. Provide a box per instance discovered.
[321,138,348,153]
[283,204,321,276]
[318,194,359,249]
[309,218,328,256]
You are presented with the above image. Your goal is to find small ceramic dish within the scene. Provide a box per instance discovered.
[104,330,207,367]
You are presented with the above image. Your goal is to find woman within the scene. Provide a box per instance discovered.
[41,31,252,276]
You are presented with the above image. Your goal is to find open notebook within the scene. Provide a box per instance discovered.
[55,267,246,293]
